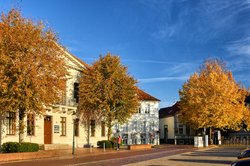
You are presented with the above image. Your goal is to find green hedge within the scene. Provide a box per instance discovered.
[97,140,114,148]
[1,142,20,153]
[2,142,39,153]
[18,142,39,152]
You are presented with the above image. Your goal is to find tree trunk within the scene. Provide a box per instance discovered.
[209,128,213,145]
[19,108,26,143]
[107,120,112,141]
[203,127,206,147]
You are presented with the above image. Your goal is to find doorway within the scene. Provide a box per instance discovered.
[164,125,168,143]
[44,116,52,144]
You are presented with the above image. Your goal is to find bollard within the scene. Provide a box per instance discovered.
[90,144,93,153]
[103,142,105,152]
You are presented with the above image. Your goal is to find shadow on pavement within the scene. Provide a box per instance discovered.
[180,147,243,158]
[180,151,237,157]
[169,158,231,164]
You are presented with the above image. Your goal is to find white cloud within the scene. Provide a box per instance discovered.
[125,58,197,83]
[123,58,198,66]
[163,62,198,76]
[138,76,189,83]
[227,37,250,57]
[144,0,250,43]
[151,25,177,39]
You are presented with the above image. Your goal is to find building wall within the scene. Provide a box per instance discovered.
[0,51,108,147]
[1,110,106,147]
[115,100,160,145]
[159,116,175,140]
[159,114,195,144]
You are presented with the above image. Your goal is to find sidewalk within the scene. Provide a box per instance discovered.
[0,146,128,162]
[124,146,240,166]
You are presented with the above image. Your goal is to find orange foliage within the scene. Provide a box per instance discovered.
[78,53,139,140]
[0,9,68,141]
[179,59,249,130]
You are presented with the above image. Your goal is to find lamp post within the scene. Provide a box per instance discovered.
[72,111,76,155]
[116,121,119,150]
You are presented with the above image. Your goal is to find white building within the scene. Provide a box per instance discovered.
[114,89,160,145]
[0,49,107,149]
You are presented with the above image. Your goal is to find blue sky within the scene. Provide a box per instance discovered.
[1,0,250,107]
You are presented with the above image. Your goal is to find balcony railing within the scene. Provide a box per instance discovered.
[55,97,78,107]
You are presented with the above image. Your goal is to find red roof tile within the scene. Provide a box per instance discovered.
[137,89,160,101]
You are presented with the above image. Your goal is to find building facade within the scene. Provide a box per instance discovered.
[159,102,195,145]
[114,89,160,145]
[0,49,107,148]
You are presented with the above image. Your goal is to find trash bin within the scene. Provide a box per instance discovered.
[194,136,203,147]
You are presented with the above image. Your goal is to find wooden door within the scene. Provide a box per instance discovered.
[44,116,52,144]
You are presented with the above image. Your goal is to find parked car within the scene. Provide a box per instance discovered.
[237,149,250,159]
[231,158,250,166]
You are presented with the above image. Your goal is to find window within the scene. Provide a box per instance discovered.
[27,113,35,136]
[123,124,128,132]
[175,128,178,134]
[61,117,66,136]
[186,126,190,135]
[147,104,150,114]
[141,121,146,132]
[145,104,150,114]
[150,122,155,131]
[61,90,66,105]
[138,107,141,114]
[90,120,95,137]
[101,121,105,137]
[7,112,16,135]
[179,124,184,135]
[74,83,79,103]
[133,121,137,132]
[74,119,79,137]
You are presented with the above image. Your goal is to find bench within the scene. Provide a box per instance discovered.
[128,144,152,150]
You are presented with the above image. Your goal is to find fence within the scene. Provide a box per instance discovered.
[222,132,250,146]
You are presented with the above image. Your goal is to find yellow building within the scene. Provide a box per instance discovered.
[0,48,107,149]
[159,102,195,145]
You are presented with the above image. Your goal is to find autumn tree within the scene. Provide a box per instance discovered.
[78,53,139,140]
[179,59,249,133]
[0,9,68,142]
[241,95,250,131]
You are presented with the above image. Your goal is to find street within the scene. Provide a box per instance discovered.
[0,145,193,166]
[0,146,244,166]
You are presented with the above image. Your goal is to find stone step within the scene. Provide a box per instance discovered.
[42,144,70,150]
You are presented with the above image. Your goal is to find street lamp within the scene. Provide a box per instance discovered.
[72,111,76,155]
[116,122,119,150]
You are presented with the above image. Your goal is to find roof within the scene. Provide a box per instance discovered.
[137,89,160,101]
[67,51,89,68]
[159,102,180,119]
[55,42,89,68]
